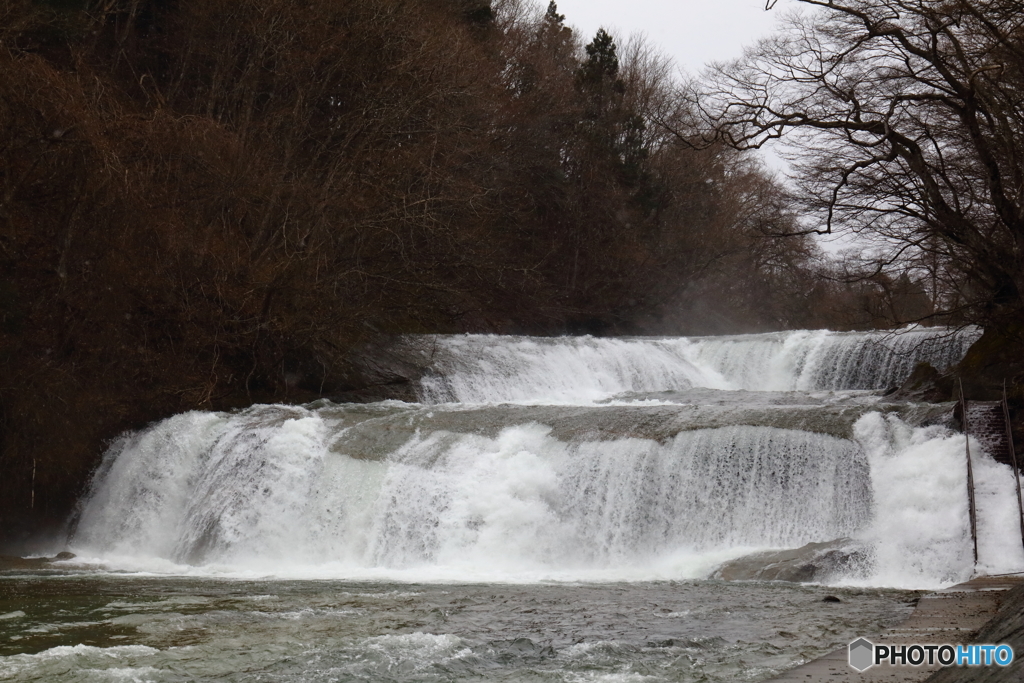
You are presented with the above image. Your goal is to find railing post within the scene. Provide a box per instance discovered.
[1003,380,1024,555]
[960,379,979,570]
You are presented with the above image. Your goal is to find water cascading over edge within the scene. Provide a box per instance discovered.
[411,326,981,403]
[69,326,1024,587]
[71,405,870,579]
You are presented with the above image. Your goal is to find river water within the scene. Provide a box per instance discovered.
[4,326,1024,682]
[2,576,920,682]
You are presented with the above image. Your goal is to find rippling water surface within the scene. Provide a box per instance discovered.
[1,574,918,682]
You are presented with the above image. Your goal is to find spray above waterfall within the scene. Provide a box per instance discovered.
[69,326,1024,588]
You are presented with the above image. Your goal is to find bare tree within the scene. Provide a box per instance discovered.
[696,0,1024,329]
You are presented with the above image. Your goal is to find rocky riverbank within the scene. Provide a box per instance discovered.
[889,324,1024,451]
[768,576,1024,682]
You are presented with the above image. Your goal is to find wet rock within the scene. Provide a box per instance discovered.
[710,539,868,583]
[0,555,47,570]
[507,637,539,653]
[887,362,956,403]
[492,638,556,662]
[953,323,1024,451]
[0,551,77,570]
[326,337,432,403]
[955,323,1024,403]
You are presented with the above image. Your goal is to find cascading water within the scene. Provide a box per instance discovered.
[73,408,870,578]
[412,325,981,403]
[70,325,1024,588]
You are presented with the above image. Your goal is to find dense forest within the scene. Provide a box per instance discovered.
[1,0,1018,543]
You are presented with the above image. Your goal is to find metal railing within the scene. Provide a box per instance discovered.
[958,379,979,569]
[1002,381,1024,554]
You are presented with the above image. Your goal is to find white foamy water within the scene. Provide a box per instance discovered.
[414,326,980,403]
[65,325,1024,588]
[0,645,160,680]
[72,410,869,580]
[853,412,1024,588]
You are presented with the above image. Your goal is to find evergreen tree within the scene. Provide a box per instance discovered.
[573,28,645,186]
[538,1,573,58]
[455,0,492,27]
[544,1,564,24]
[578,28,621,93]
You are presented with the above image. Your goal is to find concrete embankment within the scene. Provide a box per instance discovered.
[768,576,1024,682]
[926,578,1024,683]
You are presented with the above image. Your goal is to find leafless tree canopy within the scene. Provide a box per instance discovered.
[698,0,1024,328]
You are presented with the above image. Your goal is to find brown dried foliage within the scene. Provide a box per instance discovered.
[0,0,844,543]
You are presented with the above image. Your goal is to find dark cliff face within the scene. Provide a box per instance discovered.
[956,324,1024,454]
[888,324,1024,463]
[956,323,1024,403]
[887,362,957,403]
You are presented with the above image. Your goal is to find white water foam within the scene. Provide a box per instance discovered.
[67,326,1023,588]
[0,645,160,680]
[366,424,868,574]
[416,335,732,404]
[71,404,1024,586]
[851,412,1024,588]
[415,327,979,403]
[72,407,871,581]
[690,327,979,393]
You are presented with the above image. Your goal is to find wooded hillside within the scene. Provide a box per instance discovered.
[0,0,939,543]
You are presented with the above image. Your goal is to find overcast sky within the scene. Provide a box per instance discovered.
[552,0,794,77]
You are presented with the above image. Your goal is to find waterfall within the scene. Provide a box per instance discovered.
[72,405,868,578]
[69,326,1024,587]
[413,326,981,403]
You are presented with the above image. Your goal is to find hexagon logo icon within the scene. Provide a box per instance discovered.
[849,638,875,671]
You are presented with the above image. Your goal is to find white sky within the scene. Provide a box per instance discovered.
[551,0,796,77]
